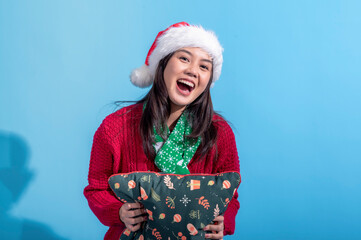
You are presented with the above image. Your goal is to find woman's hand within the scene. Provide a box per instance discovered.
[203,215,224,239]
[119,203,147,232]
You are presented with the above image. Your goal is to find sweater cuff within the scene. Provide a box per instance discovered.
[223,200,239,235]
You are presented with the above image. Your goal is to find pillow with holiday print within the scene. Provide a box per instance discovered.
[108,171,241,240]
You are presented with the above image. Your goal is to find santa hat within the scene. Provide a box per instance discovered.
[130,22,223,88]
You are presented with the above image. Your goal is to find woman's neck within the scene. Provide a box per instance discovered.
[167,104,186,131]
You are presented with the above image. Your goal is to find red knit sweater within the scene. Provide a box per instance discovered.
[84,103,241,240]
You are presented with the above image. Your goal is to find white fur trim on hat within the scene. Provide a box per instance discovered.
[130,23,223,88]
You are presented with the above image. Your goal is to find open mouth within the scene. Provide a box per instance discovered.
[177,79,195,94]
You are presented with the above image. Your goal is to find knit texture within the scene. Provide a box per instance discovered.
[84,103,241,240]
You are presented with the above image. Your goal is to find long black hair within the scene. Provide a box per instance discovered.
[138,52,218,160]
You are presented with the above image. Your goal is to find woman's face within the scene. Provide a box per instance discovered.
[163,47,213,111]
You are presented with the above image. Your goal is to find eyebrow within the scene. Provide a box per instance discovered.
[177,49,213,64]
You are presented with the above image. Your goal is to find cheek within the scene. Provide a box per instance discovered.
[195,80,210,98]
[163,63,177,86]
[163,69,173,89]
[200,74,211,89]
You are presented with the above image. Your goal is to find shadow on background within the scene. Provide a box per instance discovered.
[0,131,68,240]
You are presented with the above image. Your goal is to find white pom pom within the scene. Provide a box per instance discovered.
[130,64,153,88]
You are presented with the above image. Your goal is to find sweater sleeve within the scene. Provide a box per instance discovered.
[214,120,241,236]
[83,121,125,228]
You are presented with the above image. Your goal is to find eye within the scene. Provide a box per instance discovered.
[200,65,209,71]
[179,56,189,62]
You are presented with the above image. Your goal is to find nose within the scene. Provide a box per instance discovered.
[185,65,197,79]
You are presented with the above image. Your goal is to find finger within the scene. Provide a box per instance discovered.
[120,203,143,215]
[124,215,147,225]
[126,203,143,210]
[127,208,146,218]
[123,203,132,211]
[126,223,141,232]
[204,223,223,232]
[205,230,223,239]
[213,215,224,222]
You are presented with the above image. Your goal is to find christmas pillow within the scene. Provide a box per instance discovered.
[108,171,241,240]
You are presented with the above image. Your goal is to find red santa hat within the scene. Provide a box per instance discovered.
[130,22,223,88]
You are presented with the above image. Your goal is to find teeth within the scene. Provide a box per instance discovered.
[178,79,194,88]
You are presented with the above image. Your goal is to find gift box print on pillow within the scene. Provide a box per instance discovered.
[108,171,241,240]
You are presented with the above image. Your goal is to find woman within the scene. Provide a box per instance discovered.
[84,22,240,240]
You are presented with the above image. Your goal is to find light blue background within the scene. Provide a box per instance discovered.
[1,0,361,239]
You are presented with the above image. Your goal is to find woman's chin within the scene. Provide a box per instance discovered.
[169,98,191,111]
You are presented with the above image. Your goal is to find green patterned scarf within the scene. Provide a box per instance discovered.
[152,110,201,174]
